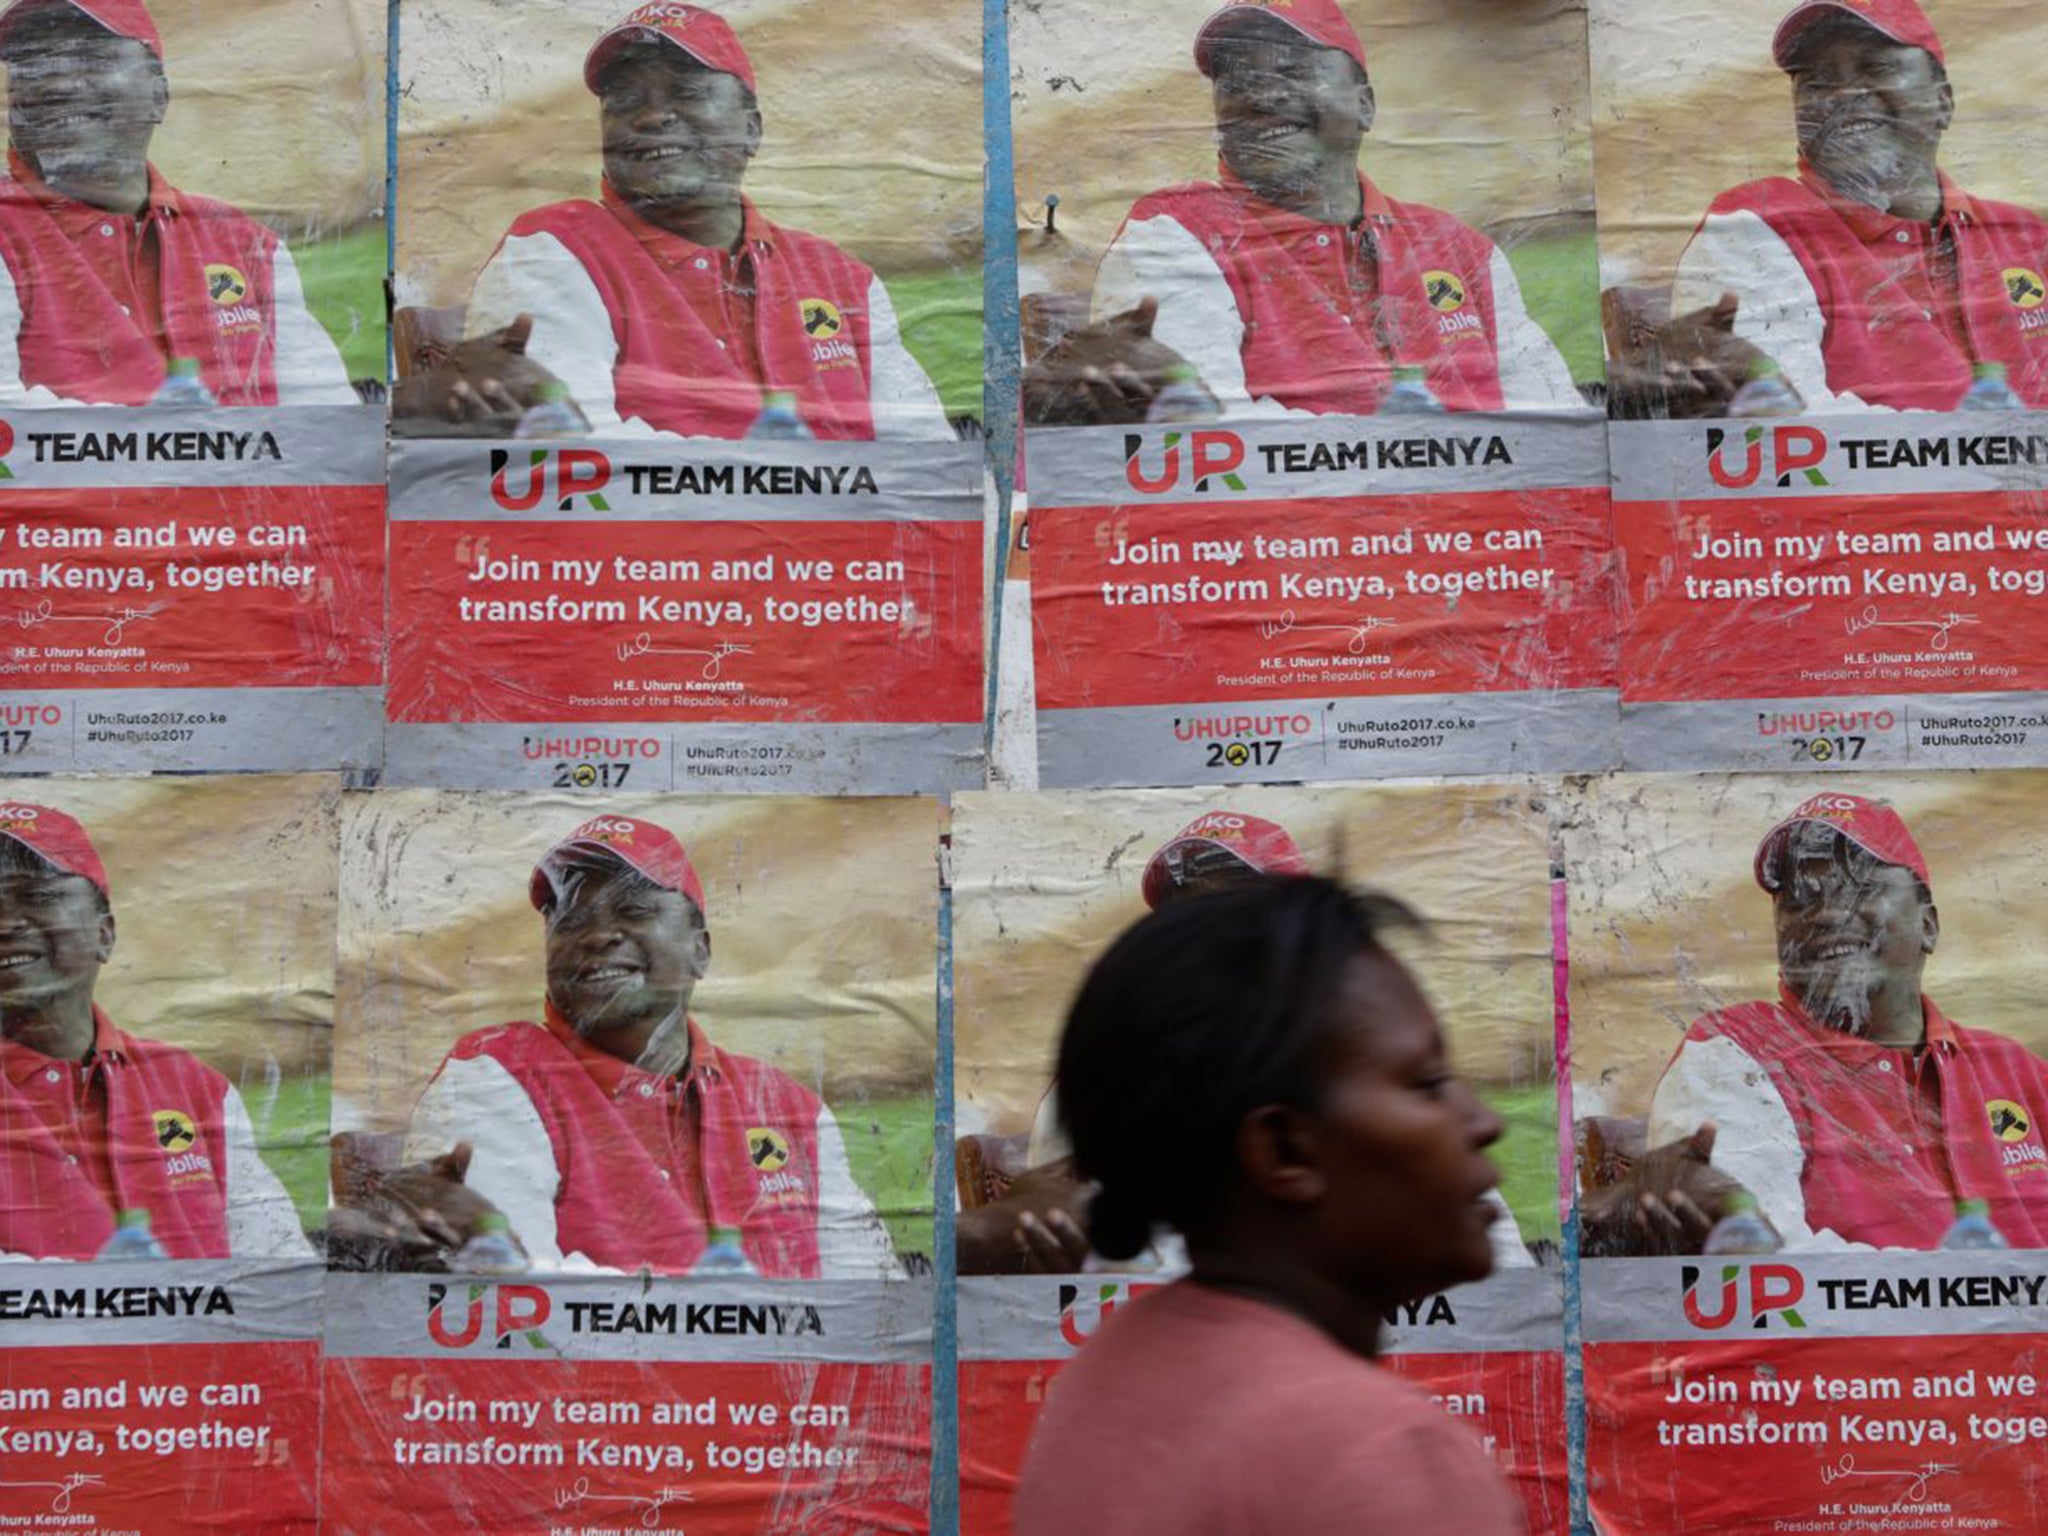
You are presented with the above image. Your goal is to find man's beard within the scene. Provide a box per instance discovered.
[1788,951,1881,1036]
[1799,104,1927,213]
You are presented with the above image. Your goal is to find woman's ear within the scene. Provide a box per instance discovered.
[1236,1103,1327,1208]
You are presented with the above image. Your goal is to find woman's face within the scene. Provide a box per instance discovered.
[1303,949,1505,1307]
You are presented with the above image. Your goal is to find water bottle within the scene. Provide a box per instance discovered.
[745,389,811,441]
[1728,356,1803,418]
[512,380,589,438]
[150,357,216,408]
[97,1208,168,1261]
[1145,364,1220,424]
[1701,1191,1782,1255]
[1379,364,1445,416]
[1957,362,2024,412]
[452,1212,529,1274]
[1939,1198,2008,1250]
[691,1225,758,1277]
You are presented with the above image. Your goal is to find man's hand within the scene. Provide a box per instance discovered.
[1603,290,1787,420]
[1579,1123,1750,1257]
[390,313,570,438]
[1021,297,1214,427]
[956,1158,1094,1275]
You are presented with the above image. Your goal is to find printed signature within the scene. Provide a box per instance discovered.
[0,1473,105,1512]
[1844,605,1979,651]
[1818,1454,1958,1504]
[1256,609,1395,654]
[553,1475,692,1529]
[16,597,165,646]
[613,633,754,679]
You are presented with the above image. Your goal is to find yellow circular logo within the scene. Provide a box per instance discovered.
[2004,268,2046,310]
[747,1128,791,1172]
[153,1109,197,1151]
[799,299,844,338]
[205,263,249,307]
[1988,1099,2032,1143]
[1424,270,1467,313]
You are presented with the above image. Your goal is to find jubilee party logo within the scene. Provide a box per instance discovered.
[1705,423,1831,490]
[0,418,14,480]
[1123,429,1247,495]
[489,446,612,512]
[1680,1262,1809,1331]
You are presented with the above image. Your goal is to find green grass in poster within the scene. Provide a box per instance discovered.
[1488,1082,1562,1249]
[838,1092,938,1270]
[293,224,389,386]
[246,1072,331,1232]
[887,267,985,428]
[1501,226,1604,389]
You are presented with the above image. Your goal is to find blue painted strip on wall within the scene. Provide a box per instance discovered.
[385,0,400,385]
[933,865,961,1536]
[981,0,1021,751]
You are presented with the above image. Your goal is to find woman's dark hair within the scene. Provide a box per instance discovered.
[1055,876,1419,1260]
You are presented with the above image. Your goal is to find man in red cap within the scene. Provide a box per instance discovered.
[1025,0,1581,424]
[0,802,310,1259]
[403,813,900,1277]
[1670,0,2048,411]
[1638,792,2048,1250]
[448,1,949,441]
[0,0,355,406]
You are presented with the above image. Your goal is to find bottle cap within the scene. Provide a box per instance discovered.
[1721,1191,1759,1214]
[1744,355,1782,381]
[476,1212,510,1234]
[762,390,797,410]
[167,357,201,378]
[708,1225,743,1246]
[116,1208,150,1227]
[1393,364,1426,383]
[1162,363,1199,386]
[1972,362,2009,382]
[1955,1197,1990,1216]
[534,380,569,403]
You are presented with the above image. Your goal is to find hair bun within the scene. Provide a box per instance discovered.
[1085,1185,1154,1262]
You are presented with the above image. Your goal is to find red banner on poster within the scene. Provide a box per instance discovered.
[1619,490,2048,702]
[387,521,981,725]
[1030,491,1615,709]
[0,1341,319,1533]
[322,1356,929,1535]
[0,487,382,690]
[1589,1334,2048,1533]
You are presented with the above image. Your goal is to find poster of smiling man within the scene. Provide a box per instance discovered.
[1569,772,2048,1534]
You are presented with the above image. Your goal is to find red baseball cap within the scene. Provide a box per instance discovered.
[530,814,706,915]
[0,801,109,898]
[1141,811,1310,909]
[0,0,163,63]
[584,2,755,96]
[1195,0,1367,79]
[1772,0,1945,71]
[1754,792,1931,892]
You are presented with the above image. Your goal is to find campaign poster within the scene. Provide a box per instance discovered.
[323,791,937,1532]
[950,785,1567,1534]
[0,775,335,1534]
[383,0,984,793]
[1567,773,2048,1529]
[0,0,386,774]
[1008,0,1615,787]
[1590,0,2048,769]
